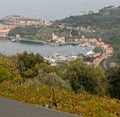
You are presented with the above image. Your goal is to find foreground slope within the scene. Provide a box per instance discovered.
[0,96,78,117]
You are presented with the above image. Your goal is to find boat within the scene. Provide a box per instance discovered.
[11,39,16,42]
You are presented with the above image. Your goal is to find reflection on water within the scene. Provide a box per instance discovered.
[0,39,92,57]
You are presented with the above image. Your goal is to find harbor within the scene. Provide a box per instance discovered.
[0,38,93,58]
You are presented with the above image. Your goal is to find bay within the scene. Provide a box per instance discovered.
[0,39,92,57]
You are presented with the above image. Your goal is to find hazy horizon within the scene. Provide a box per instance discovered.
[0,0,120,20]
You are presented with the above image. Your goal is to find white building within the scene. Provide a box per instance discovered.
[52,33,65,43]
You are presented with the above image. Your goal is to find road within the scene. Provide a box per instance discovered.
[103,58,108,69]
[0,96,79,117]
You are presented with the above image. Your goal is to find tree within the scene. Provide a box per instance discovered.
[92,66,107,96]
[94,47,103,53]
[64,59,99,94]
[17,51,44,78]
[37,63,59,75]
[107,67,120,99]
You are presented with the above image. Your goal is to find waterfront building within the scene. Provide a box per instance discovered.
[0,25,15,37]
[52,33,65,44]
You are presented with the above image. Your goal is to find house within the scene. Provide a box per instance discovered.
[92,58,101,66]
[79,38,88,43]
[52,33,58,40]
[55,37,65,43]
[74,38,79,42]
[105,47,113,54]
[109,62,118,67]
[52,33,65,43]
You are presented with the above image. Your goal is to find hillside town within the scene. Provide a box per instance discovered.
[0,25,15,37]
[51,32,114,66]
[1,15,52,26]
[46,35,114,67]
[0,15,52,37]
[0,15,115,68]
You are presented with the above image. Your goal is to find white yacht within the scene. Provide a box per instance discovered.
[11,39,16,42]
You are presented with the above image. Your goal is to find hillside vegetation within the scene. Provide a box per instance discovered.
[0,53,120,117]
[55,6,120,29]
[55,6,120,44]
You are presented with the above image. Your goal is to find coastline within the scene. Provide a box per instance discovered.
[11,37,82,46]
[0,36,94,50]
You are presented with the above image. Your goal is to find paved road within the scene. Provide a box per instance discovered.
[103,58,108,69]
[0,97,79,117]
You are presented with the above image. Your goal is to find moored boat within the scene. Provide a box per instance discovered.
[11,39,16,42]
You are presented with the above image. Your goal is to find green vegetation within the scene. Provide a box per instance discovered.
[107,67,120,100]
[8,25,70,41]
[94,47,103,53]
[0,83,120,117]
[17,51,44,78]
[63,60,107,95]
[0,52,120,117]
[8,26,43,39]
[0,68,10,83]
[0,54,22,83]
[55,6,120,29]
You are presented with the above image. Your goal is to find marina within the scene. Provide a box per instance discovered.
[0,38,93,57]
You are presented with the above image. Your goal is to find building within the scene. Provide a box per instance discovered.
[55,37,65,43]
[52,33,65,43]
[105,47,113,54]
[0,25,15,37]
[2,16,44,26]
[74,38,79,42]
[109,62,118,67]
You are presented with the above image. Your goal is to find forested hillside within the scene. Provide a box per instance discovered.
[0,53,120,117]
[55,6,120,29]
[55,6,120,43]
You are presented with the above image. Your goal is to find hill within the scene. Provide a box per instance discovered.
[0,53,120,117]
[55,6,120,29]
[55,6,120,64]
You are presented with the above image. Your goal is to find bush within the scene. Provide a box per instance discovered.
[0,68,11,83]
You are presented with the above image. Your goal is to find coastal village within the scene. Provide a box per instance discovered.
[47,34,114,67]
[0,15,116,68]
[0,15,52,37]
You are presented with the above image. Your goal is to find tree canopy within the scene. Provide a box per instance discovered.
[64,59,106,94]
[107,67,120,99]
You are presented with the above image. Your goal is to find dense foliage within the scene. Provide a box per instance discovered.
[107,67,120,100]
[0,68,10,83]
[64,60,107,95]
[8,26,43,39]
[55,6,120,29]
[0,54,22,83]
[0,53,120,116]
[17,51,44,78]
